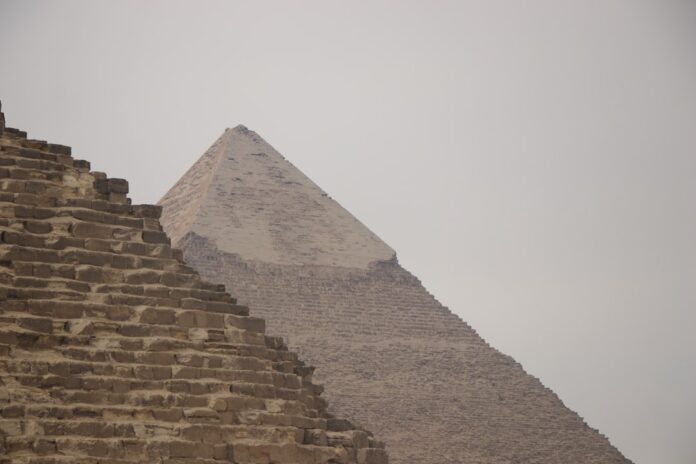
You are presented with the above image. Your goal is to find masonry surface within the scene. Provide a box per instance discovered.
[159,126,633,464]
[0,102,388,464]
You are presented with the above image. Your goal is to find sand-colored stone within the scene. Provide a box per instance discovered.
[160,127,633,464]
[0,104,387,464]
[160,126,394,269]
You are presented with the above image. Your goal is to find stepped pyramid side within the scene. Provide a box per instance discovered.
[160,127,633,464]
[0,102,388,464]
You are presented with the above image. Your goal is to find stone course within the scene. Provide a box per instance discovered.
[0,103,387,464]
[160,127,633,464]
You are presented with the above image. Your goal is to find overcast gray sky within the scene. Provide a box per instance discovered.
[1,1,695,462]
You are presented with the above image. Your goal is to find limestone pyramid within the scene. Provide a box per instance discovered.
[0,102,388,464]
[159,126,632,464]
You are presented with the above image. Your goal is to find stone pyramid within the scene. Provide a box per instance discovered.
[0,102,388,464]
[159,126,632,464]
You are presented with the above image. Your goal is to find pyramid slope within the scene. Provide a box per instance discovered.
[159,126,633,464]
[0,105,388,463]
[160,126,394,269]
[157,130,224,247]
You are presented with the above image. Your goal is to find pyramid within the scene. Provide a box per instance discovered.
[0,103,389,464]
[159,127,632,464]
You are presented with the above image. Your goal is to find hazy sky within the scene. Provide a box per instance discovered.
[1,1,695,462]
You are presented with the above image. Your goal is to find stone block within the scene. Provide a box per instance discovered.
[32,438,57,455]
[24,220,51,234]
[95,177,128,194]
[305,429,328,446]
[142,230,169,244]
[139,308,175,325]
[132,204,162,218]
[71,221,113,239]
[152,408,183,422]
[45,143,71,156]
[75,265,121,283]
[0,405,25,418]
[18,317,53,334]
[327,418,354,432]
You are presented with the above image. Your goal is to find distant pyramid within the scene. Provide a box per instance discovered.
[0,104,388,464]
[159,126,632,464]
[161,125,394,269]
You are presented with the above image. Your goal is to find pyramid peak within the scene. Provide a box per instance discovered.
[159,126,395,268]
[222,124,269,146]
[229,123,249,132]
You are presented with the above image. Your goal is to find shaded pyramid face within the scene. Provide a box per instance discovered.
[160,127,633,464]
[0,104,388,464]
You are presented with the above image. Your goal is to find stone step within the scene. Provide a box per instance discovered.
[0,218,167,250]
[229,441,346,464]
[0,357,302,390]
[0,457,227,464]
[5,372,300,403]
[104,293,247,316]
[0,232,193,269]
[0,151,70,172]
[1,373,323,425]
[0,318,292,368]
[1,127,28,140]
[0,137,72,157]
[0,409,308,439]
[0,185,163,225]
[2,284,89,302]
[0,177,73,199]
[94,283,235,305]
[0,414,314,438]
[6,268,218,300]
[0,331,270,370]
[64,198,162,220]
[0,254,201,289]
[1,436,232,461]
[55,345,271,372]
[0,298,257,334]
[0,166,65,183]
[0,185,64,207]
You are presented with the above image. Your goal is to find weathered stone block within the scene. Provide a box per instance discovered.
[139,307,175,325]
[24,220,51,234]
[18,317,53,334]
[71,221,113,239]
[142,230,169,244]
[95,177,128,194]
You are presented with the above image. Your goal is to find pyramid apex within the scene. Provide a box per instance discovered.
[159,124,394,268]
[228,124,250,134]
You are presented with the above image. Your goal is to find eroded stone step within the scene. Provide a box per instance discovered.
[0,417,310,442]
[0,299,257,335]
[1,436,234,461]
[0,357,302,390]
[0,138,72,157]
[0,151,70,173]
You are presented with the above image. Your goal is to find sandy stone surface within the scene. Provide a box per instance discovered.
[159,126,394,269]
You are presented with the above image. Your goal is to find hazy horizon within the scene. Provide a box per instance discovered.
[1,1,695,463]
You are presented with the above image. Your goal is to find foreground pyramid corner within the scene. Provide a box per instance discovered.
[0,101,389,464]
[159,124,633,464]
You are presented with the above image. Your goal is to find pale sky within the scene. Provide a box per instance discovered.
[1,1,695,462]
